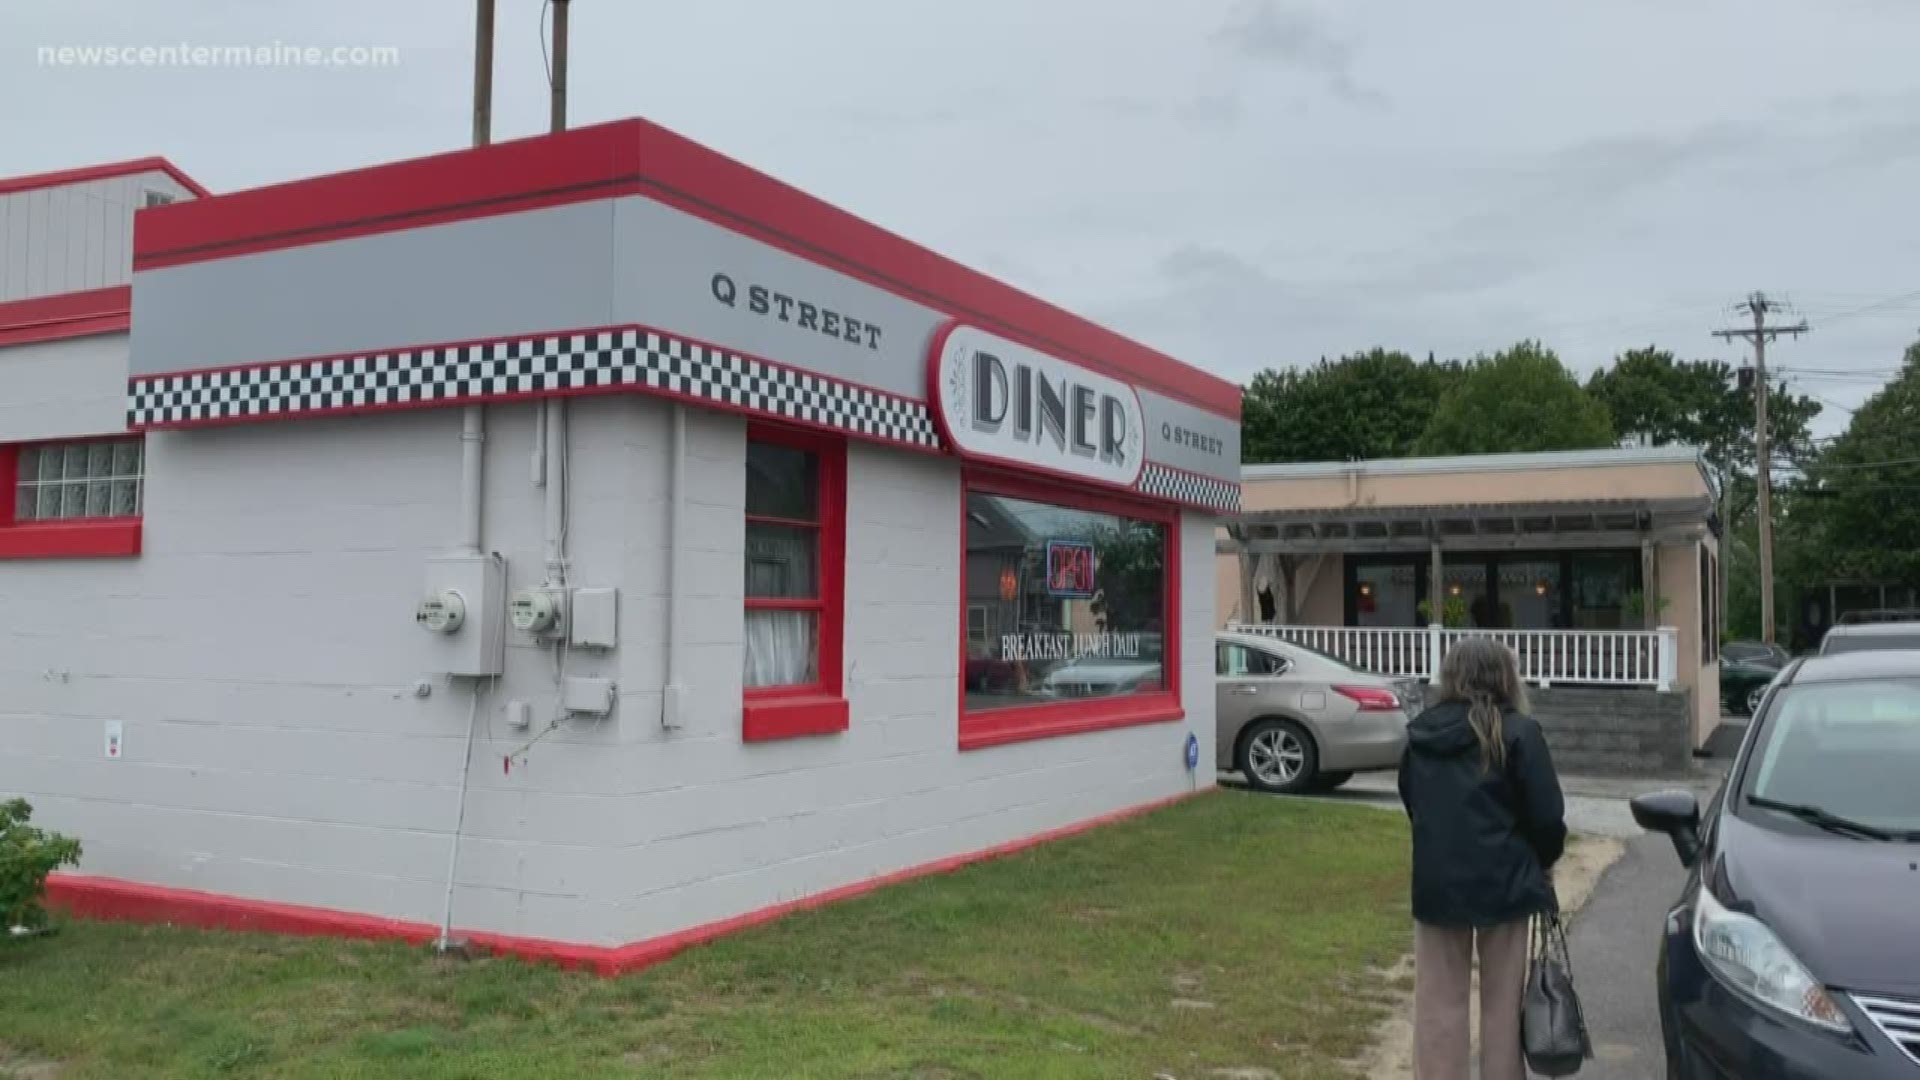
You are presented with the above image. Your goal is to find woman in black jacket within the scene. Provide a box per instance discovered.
[1398,637,1567,1080]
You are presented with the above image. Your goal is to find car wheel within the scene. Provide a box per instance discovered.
[1745,685,1766,715]
[1237,719,1319,794]
[1312,770,1355,792]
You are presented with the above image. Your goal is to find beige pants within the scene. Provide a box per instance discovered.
[1413,918,1531,1080]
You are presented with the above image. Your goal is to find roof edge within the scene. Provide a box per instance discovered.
[0,285,134,348]
[0,156,212,200]
[1243,445,1708,481]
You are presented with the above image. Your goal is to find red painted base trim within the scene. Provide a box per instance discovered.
[44,788,1208,977]
[742,693,850,742]
[958,695,1185,752]
[0,285,132,347]
[0,519,142,560]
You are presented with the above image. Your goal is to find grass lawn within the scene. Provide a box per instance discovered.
[0,791,1412,1080]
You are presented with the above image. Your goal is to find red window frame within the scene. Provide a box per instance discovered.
[742,423,849,741]
[0,436,144,560]
[957,470,1183,751]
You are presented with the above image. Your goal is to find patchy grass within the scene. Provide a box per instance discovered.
[0,791,1410,1079]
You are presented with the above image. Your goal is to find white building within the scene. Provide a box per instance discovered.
[0,121,1241,971]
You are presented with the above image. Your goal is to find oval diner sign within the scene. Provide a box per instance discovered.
[930,324,1146,488]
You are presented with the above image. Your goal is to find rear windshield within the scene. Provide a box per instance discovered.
[1745,679,1920,833]
[1823,632,1920,654]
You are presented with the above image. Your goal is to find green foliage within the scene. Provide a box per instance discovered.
[1,798,82,930]
[1416,341,1614,456]
[1622,590,1671,621]
[1587,347,1821,480]
[1786,343,1920,586]
[1241,349,1467,463]
[1416,596,1470,628]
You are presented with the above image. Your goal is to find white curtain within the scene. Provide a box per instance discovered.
[745,610,817,688]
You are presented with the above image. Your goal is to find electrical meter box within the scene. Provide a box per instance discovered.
[421,553,506,677]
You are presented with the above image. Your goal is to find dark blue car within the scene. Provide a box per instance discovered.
[1633,650,1920,1079]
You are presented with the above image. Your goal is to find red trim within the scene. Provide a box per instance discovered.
[45,791,1205,976]
[129,119,1237,419]
[0,156,210,200]
[0,519,142,560]
[956,470,1184,751]
[959,695,1185,752]
[0,286,132,347]
[741,424,848,737]
[742,693,850,741]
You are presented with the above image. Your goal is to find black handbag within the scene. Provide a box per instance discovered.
[1522,907,1593,1076]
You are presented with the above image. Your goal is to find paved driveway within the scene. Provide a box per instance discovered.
[1566,833,1688,1078]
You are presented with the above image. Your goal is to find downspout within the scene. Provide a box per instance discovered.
[438,0,495,956]
[543,399,567,588]
[661,404,687,729]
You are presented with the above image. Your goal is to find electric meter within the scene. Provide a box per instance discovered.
[509,588,564,635]
[416,590,467,634]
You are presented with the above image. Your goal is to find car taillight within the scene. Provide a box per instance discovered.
[1332,685,1400,712]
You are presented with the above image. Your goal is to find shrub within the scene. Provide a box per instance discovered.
[1,798,82,931]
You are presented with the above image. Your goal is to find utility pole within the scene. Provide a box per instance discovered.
[1714,292,1808,645]
[549,0,570,133]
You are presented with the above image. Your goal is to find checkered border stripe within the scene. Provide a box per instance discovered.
[1138,462,1240,513]
[128,329,942,450]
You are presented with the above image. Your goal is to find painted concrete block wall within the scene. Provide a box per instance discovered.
[0,400,637,941]
[0,332,131,442]
[1,171,195,302]
[0,392,1219,947]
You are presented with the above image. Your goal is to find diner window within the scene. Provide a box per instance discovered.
[741,428,847,741]
[960,481,1180,750]
[0,437,145,559]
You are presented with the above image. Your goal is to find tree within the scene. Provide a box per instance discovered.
[1586,348,1821,530]
[1785,342,1920,587]
[1241,349,1466,463]
[1415,341,1614,455]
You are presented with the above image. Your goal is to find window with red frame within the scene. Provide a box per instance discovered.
[961,481,1178,749]
[0,437,146,559]
[741,429,846,739]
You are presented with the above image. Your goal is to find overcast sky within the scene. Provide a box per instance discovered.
[8,0,1918,436]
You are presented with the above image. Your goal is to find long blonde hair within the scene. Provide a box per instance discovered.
[1436,637,1528,772]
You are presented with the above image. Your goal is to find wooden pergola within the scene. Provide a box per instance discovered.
[1217,496,1718,626]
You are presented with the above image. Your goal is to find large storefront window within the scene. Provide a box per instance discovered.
[960,480,1180,749]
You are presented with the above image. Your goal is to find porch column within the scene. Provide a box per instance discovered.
[1232,526,1258,625]
[1427,539,1445,684]
[1641,540,1661,630]
[1428,540,1444,626]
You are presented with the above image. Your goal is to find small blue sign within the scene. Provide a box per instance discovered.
[1184,732,1200,771]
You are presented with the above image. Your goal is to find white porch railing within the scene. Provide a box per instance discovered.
[1227,623,1678,691]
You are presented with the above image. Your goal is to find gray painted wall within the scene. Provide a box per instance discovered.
[0,389,1218,946]
[0,332,131,442]
[130,195,1239,488]
[1,170,195,302]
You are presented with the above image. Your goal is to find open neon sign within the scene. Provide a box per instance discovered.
[1045,540,1097,599]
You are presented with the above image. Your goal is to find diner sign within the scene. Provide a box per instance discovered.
[931,324,1146,487]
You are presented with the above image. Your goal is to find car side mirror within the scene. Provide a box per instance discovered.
[1631,790,1702,867]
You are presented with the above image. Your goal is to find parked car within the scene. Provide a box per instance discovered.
[1724,640,1793,667]
[1721,642,1789,716]
[1214,631,1415,795]
[1835,608,1920,626]
[1632,649,1920,1079]
[1035,634,1165,698]
[1820,620,1920,655]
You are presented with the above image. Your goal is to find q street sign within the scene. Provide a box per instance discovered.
[930,323,1146,488]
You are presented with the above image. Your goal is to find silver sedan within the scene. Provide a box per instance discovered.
[1214,631,1416,794]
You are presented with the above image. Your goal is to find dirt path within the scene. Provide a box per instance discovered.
[1344,835,1627,1080]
